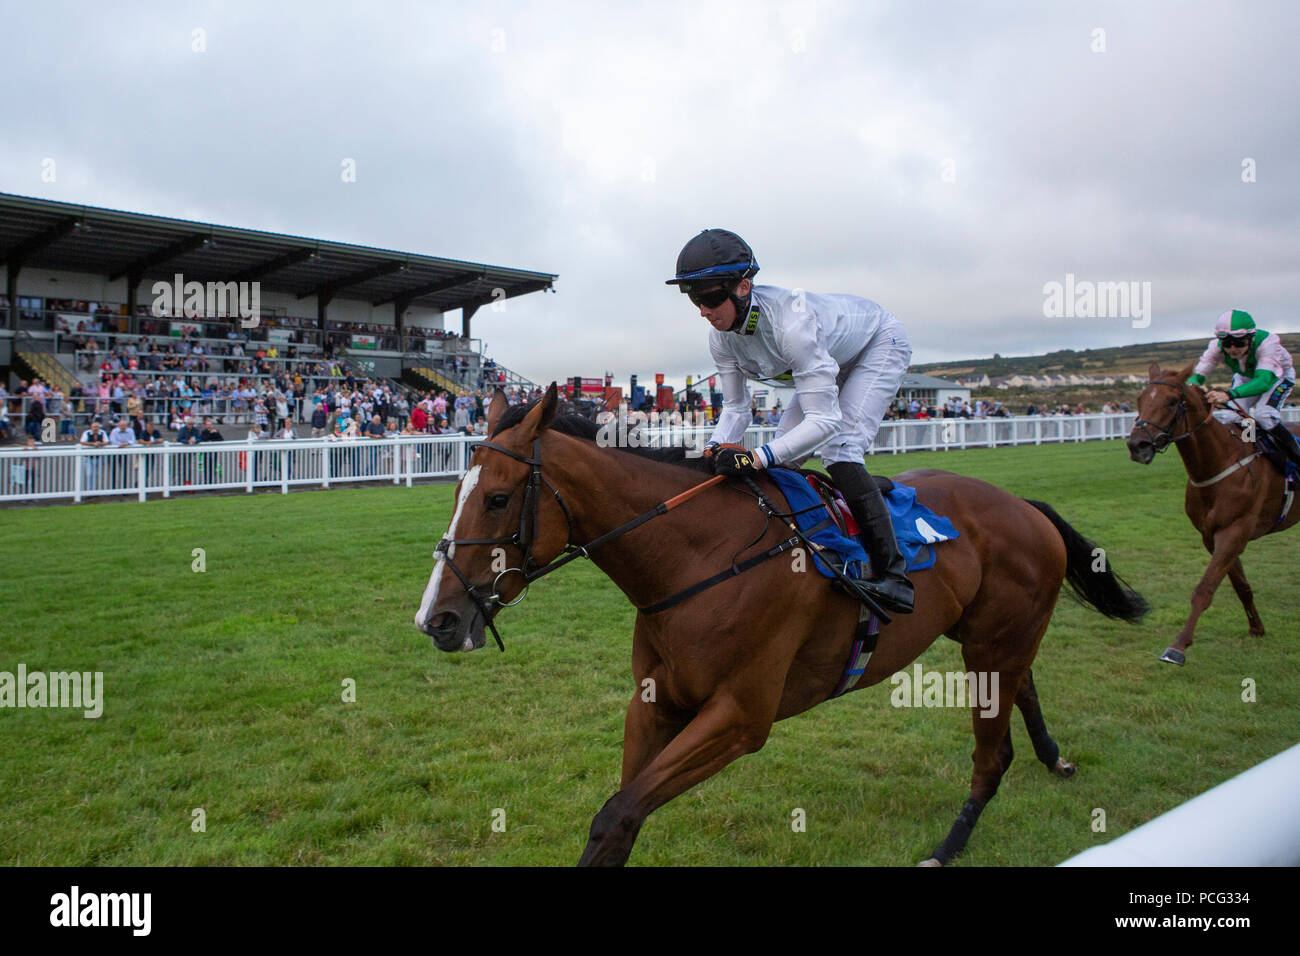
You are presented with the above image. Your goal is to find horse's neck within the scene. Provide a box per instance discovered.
[548,436,720,606]
[1175,409,1244,482]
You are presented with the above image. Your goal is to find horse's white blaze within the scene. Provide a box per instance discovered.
[416,465,481,629]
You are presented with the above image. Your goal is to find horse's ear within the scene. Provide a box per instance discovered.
[1148,361,1162,380]
[517,382,559,440]
[1178,362,1196,383]
[487,387,508,433]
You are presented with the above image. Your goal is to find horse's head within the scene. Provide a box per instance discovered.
[1127,361,1207,464]
[415,383,570,652]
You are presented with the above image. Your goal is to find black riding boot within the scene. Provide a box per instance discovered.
[1266,424,1300,469]
[825,461,915,614]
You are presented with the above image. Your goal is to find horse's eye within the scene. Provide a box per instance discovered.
[487,493,510,510]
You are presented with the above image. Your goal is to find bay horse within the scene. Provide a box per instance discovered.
[1127,362,1300,665]
[417,384,1148,865]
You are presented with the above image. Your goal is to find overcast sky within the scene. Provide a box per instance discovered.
[3,0,1297,387]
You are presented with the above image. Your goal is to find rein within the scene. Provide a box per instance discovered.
[436,437,726,650]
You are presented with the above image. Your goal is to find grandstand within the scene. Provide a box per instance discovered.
[0,192,556,439]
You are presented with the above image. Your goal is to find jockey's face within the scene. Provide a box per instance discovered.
[1223,340,1249,361]
[695,278,752,332]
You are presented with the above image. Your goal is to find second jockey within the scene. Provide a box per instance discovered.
[1186,309,1300,467]
[667,228,915,614]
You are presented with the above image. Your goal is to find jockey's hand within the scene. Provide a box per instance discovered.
[1205,389,1232,407]
[711,444,764,477]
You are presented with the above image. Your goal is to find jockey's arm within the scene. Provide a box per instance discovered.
[1186,339,1222,386]
[758,313,840,467]
[1228,368,1278,400]
[706,350,751,447]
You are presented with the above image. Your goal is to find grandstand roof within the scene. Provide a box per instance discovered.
[0,192,556,313]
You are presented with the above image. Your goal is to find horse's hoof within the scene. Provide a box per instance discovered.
[1050,757,1076,778]
[1158,647,1186,666]
[1249,627,1265,638]
[916,858,943,868]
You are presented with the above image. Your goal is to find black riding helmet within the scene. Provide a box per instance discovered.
[666,229,759,331]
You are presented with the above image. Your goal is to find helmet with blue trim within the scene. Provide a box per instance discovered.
[665,229,759,291]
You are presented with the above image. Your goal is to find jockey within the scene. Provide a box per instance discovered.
[1186,309,1300,466]
[667,228,915,614]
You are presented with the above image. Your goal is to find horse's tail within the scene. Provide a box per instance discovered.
[1023,499,1150,622]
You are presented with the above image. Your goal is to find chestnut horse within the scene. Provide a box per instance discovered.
[417,385,1148,865]
[1127,362,1300,665]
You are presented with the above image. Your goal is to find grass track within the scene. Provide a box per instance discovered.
[1,438,1297,865]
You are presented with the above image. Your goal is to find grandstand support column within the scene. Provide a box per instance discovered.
[317,293,334,341]
[126,270,143,335]
[462,302,479,340]
[394,294,414,346]
[6,262,20,332]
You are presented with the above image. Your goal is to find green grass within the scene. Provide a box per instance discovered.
[1,439,1297,866]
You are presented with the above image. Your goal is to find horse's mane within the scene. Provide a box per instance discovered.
[491,398,713,473]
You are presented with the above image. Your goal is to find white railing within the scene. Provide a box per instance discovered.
[1059,743,1300,866]
[0,435,473,503]
[3,410,1296,504]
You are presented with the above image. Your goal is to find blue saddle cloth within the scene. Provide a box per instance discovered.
[766,468,960,581]
[1256,428,1300,485]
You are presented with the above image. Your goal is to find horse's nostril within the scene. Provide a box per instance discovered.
[428,612,459,636]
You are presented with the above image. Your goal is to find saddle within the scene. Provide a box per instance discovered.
[769,468,956,575]
[801,469,894,538]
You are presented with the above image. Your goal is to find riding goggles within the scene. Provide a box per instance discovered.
[1218,332,1252,348]
[685,284,736,309]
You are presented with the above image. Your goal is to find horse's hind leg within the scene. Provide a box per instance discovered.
[1015,670,1075,778]
[1226,558,1265,637]
[920,649,1028,867]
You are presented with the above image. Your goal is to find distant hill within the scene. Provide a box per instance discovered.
[912,333,1300,413]
[914,334,1300,381]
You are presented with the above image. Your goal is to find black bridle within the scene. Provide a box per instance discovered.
[435,436,693,651]
[434,438,579,651]
[1131,381,1214,452]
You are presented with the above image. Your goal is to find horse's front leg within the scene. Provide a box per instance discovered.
[1163,525,1251,665]
[618,679,690,785]
[578,693,774,866]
